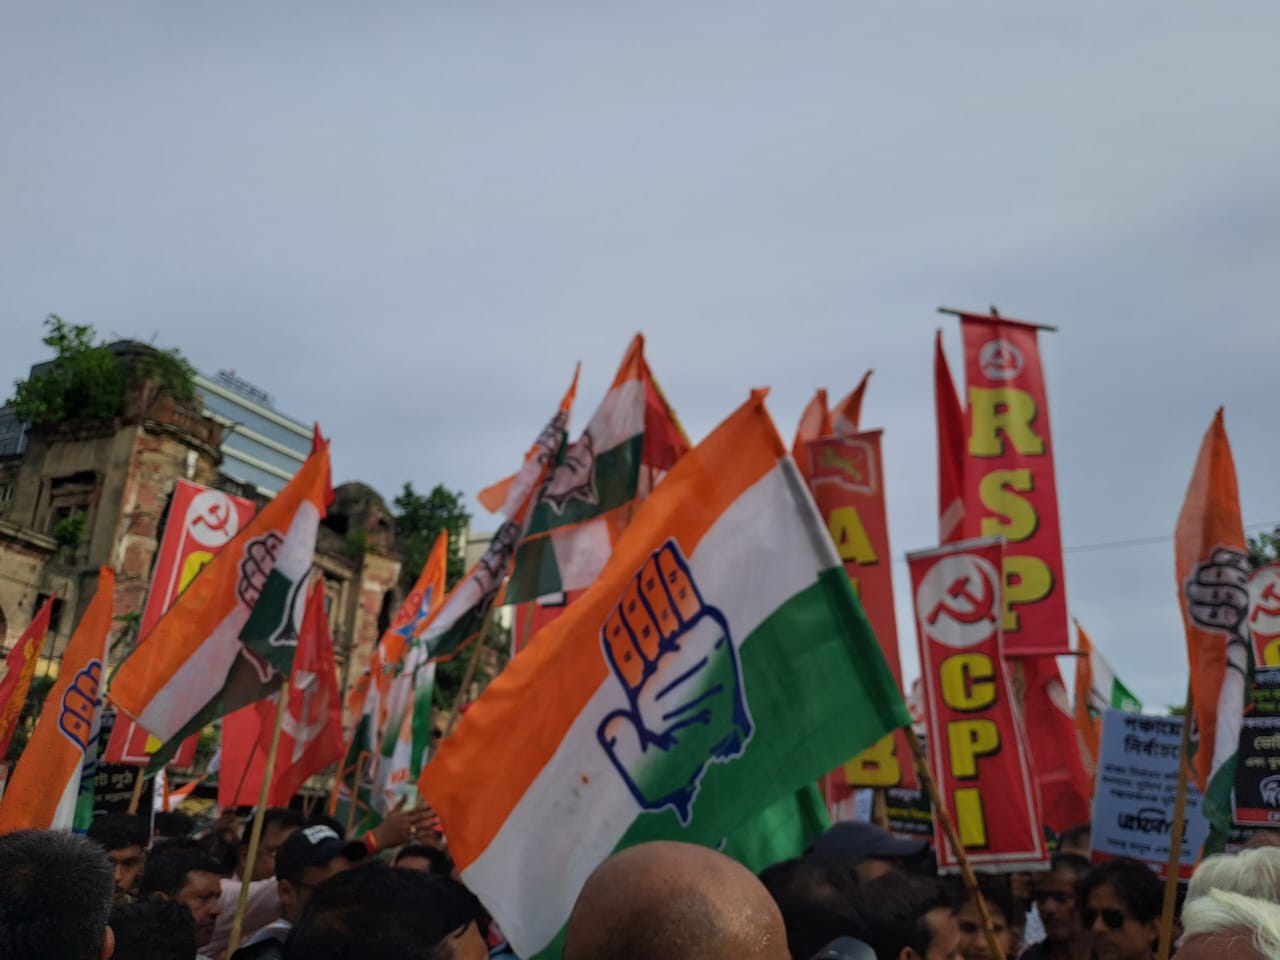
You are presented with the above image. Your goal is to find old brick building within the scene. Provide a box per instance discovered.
[0,342,401,699]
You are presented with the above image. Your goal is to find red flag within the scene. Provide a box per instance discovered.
[934,331,966,544]
[1020,655,1092,833]
[831,371,872,438]
[0,598,54,758]
[312,423,335,509]
[219,581,344,807]
[792,389,832,481]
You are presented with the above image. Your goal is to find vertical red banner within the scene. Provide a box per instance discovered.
[805,431,916,790]
[911,537,1048,871]
[1250,562,1280,668]
[959,315,1069,656]
[105,480,257,766]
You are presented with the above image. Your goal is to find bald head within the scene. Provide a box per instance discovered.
[564,841,789,960]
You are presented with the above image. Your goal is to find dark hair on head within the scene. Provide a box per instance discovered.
[1050,852,1092,879]
[0,829,115,960]
[760,853,866,957]
[242,807,304,846]
[1058,823,1091,850]
[1080,858,1163,924]
[139,841,227,898]
[394,843,456,876]
[153,811,195,839]
[109,899,198,960]
[285,863,483,960]
[941,873,1017,927]
[856,872,953,960]
[307,813,348,838]
[87,811,150,852]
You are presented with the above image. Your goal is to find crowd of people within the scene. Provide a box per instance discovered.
[3,808,1280,960]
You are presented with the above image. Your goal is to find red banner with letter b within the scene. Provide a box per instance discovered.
[911,537,1048,872]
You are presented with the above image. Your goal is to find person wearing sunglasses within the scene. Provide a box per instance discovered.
[1077,860,1162,960]
[1020,854,1091,960]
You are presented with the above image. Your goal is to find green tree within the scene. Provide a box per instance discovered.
[393,483,470,590]
[9,314,197,427]
[1248,525,1280,570]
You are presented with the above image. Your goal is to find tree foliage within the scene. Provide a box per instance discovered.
[9,315,197,427]
[1248,525,1280,571]
[393,482,471,590]
[4,674,55,765]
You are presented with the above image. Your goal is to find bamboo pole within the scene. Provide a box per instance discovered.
[905,726,1006,960]
[871,788,890,831]
[936,306,1059,333]
[442,603,501,738]
[226,685,289,957]
[1156,686,1194,960]
[126,769,148,815]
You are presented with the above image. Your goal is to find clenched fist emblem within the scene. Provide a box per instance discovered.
[597,540,753,824]
[1187,547,1251,642]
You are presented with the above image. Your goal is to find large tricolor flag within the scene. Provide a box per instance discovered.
[422,391,910,958]
[1073,621,1142,770]
[1175,408,1250,843]
[0,569,114,831]
[504,335,689,605]
[0,596,55,758]
[109,443,332,758]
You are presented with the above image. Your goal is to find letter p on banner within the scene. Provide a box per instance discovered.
[910,537,1049,873]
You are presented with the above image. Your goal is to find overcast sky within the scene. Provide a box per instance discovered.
[3,3,1279,711]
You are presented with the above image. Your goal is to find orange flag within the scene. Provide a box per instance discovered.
[792,389,832,481]
[1175,409,1248,819]
[0,597,55,757]
[0,569,114,831]
[831,371,872,438]
[1073,622,1101,772]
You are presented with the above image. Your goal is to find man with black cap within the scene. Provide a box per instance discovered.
[811,822,930,883]
[231,824,364,960]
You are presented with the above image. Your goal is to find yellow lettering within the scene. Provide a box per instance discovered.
[827,507,878,565]
[978,469,1037,543]
[968,387,1045,458]
[844,734,901,788]
[955,787,988,847]
[179,551,215,593]
[948,719,1000,778]
[1263,638,1280,667]
[1003,555,1053,632]
[940,654,996,712]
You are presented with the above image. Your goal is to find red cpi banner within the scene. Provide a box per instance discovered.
[911,537,1048,872]
[1250,562,1280,668]
[959,315,1069,656]
[105,480,257,765]
[804,431,915,789]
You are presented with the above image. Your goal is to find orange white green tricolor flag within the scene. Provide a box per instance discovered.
[422,391,909,959]
[1175,408,1250,845]
[0,569,114,831]
[109,443,331,759]
[0,596,55,758]
[503,335,689,605]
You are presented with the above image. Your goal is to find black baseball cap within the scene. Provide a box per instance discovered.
[275,825,366,884]
[811,821,928,862]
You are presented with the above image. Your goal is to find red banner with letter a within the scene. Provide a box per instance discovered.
[805,431,915,790]
[958,315,1068,656]
[105,480,257,766]
[911,537,1048,872]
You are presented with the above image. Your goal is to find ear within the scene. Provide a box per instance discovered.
[101,925,115,960]
[277,879,298,914]
[900,948,921,960]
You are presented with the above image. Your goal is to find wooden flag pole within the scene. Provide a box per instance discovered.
[1157,685,1195,960]
[905,726,1006,960]
[871,788,890,831]
[936,305,1059,333]
[126,769,148,815]
[443,604,500,738]
[227,684,289,957]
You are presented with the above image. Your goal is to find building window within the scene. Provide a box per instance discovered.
[34,593,65,634]
[0,483,13,508]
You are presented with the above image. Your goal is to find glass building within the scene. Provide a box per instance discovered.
[194,369,311,496]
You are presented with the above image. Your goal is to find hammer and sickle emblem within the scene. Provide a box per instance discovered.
[192,502,230,534]
[1252,582,1280,624]
[926,571,996,627]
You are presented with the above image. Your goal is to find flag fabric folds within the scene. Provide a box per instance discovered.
[1175,408,1250,841]
[505,336,690,605]
[934,331,966,544]
[0,597,54,758]
[830,371,872,439]
[792,388,832,480]
[0,569,114,831]
[422,391,910,958]
[1073,622,1141,770]
[108,443,332,755]
[1020,655,1093,833]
